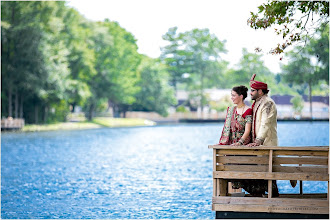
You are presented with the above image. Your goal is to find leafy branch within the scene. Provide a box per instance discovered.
[248,1,329,55]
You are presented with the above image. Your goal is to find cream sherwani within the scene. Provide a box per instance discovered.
[252,95,278,146]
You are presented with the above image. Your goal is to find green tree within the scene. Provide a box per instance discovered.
[281,50,317,118]
[160,27,189,94]
[224,48,273,87]
[248,1,329,55]
[1,1,71,123]
[179,28,227,111]
[290,95,304,116]
[281,25,329,118]
[2,1,44,120]
[85,20,141,120]
[131,57,177,117]
[308,24,329,83]
[62,8,96,113]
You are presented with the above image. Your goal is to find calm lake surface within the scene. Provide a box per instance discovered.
[1,121,329,219]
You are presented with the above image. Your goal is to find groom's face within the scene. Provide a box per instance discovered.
[250,88,259,100]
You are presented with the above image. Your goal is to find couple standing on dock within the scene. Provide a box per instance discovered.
[218,74,281,197]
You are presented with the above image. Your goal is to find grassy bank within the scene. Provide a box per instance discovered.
[22,117,156,132]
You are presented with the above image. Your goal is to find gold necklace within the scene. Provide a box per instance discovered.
[237,104,245,108]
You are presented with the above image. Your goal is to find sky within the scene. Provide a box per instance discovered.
[66,0,286,73]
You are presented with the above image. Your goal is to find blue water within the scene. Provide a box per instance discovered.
[1,121,329,219]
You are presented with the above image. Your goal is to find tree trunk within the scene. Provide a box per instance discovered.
[308,81,313,118]
[35,105,39,124]
[44,106,48,123]
[88,104,94,121]
[71,103,76,113]
[8,84,12,117]
[172,78,177,97]
[20,95,24,118]
[200,70,205,113]
[113,104,120,118]
[15,88,19,118]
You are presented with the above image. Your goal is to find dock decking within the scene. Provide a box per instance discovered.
[208,145,329,217]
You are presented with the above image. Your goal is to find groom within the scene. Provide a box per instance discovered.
[246,74,278,147]
[246,74,297,196]
[246,74,280,197]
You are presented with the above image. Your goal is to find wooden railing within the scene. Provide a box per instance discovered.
[208,145,329,214]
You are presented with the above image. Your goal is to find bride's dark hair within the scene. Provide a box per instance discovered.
[232,85,248,100]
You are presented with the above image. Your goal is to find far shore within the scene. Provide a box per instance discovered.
[2,117,328,133]
[3,117,157,132]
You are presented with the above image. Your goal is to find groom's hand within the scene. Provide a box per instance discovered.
[246,142,260,147]
[246,138,262,147]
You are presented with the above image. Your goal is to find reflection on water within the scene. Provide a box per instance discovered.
[1,122,329,219]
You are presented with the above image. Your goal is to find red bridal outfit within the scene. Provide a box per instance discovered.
[219,106,252,145]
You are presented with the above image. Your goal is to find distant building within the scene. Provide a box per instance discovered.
[175,90,329,119]
[271,95,329,119]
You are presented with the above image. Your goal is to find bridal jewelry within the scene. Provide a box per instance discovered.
[236,104,245,115]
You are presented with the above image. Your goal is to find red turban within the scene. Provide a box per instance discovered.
[250,74,268,90]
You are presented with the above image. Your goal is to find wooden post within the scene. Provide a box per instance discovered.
[268,150,273,198]
[299,155,303,195]
[213,179,216,197]
[300,181,303,195]
[219,179,228,196]
[213,149,217,197]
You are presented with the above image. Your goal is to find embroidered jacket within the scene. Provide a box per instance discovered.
[252,95,278,146]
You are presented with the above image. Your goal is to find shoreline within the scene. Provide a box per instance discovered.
[2,117,328,133]
[179,118,329,123]
[2,117,156,132]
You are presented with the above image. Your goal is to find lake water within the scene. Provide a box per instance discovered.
[1,121,329,219]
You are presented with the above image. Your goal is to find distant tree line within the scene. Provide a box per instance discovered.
[1,1,328,124]
[2,1,176,123]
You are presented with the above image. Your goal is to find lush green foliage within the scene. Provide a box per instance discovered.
[130,57,177,117]
[1,1,170,122]
[248,1,329,54]
[161,27,227,110]
[281,25,329,116]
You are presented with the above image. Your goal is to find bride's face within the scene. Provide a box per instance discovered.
[231,90,242,105]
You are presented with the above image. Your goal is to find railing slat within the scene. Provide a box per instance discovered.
[273,157,328,165]
[213,171,329,181]
[218,156,268,165]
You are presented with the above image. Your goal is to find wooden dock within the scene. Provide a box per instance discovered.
[209,145,329,219]
[1,118,24,130]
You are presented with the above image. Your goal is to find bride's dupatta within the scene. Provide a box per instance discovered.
[218,106,236,145]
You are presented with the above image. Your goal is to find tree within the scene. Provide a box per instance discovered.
[248,1,329,55]
[224,48,274,87]
[160,27,191,94]
[281,50,317,118]
[62,8,97,113]
[1,1,71,123]
[2,1,44,119]
[130,57,177,117]
[179,28,227,111]
[281,24,329,118]
[290,95,304,117]
[308,24,329,83]
[85,20,141,120]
